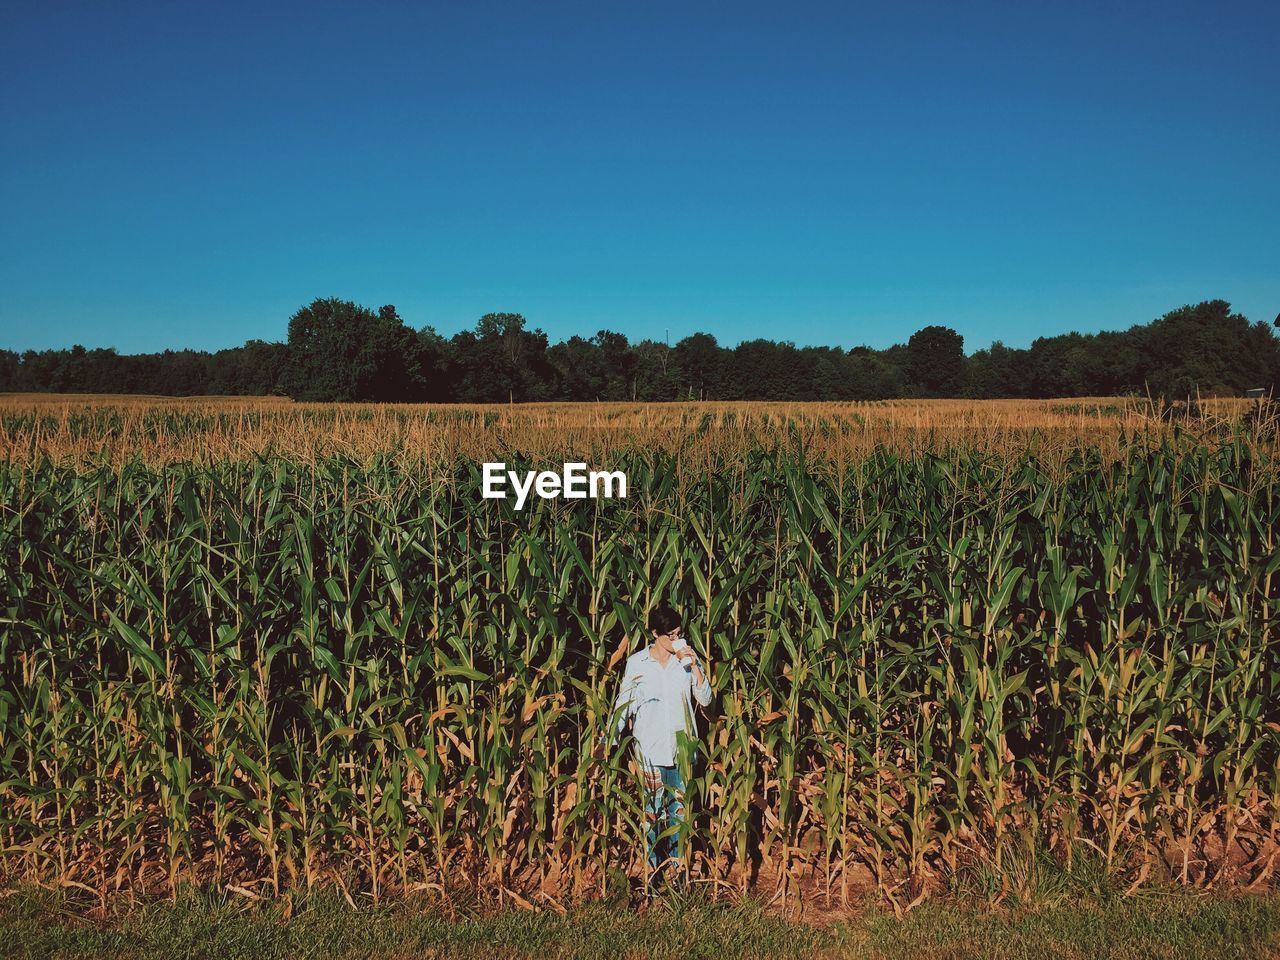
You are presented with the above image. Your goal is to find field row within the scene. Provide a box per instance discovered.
[0,394,1265,465]
[2,433,1278,901]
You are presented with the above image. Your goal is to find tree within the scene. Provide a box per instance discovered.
[0,350,20,391]
[592,330,635,400]
[450,313,554,403]
[722,339,778,400]
[207,340,287,395]
[631,339,677,400]
[723,340,815,400]
[412,326,450,401]
[906,325,965,397]
[809,347,853,401]
[672,333,723,400]
[543,330,634,401]
[1136,300,1277,398]
[281,297,424,402]
[964,341,1025,399]
[10,296,1277,402]
[547,335,607,401]
[847,347,909,399]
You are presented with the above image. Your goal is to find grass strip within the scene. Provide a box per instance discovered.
[4,885,1279,960]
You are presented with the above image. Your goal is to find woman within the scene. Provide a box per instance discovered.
[603,603,712,893]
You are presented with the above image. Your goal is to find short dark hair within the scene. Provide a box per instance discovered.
[648,603,681,636]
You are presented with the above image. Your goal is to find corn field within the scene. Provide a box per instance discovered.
[2,397,1279,907]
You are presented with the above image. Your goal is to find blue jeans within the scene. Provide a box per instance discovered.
[643,764,686,884]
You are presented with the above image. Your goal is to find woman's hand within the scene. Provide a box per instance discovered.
[675,645,706,686]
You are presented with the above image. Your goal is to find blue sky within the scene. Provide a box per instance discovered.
[2,0,1277,355]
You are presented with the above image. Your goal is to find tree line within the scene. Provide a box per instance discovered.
[2,298,1277,402]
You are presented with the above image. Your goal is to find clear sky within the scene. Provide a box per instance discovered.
[2,0,1277,355]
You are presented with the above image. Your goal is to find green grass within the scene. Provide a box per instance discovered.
[4,884,1279,960]
[844,894,1280,959]
[0,884,820,960]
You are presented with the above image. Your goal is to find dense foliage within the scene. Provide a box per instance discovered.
[2,299,1277,402]
[2,426,1278,900]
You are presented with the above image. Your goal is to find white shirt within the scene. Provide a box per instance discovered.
[612,645,712,767]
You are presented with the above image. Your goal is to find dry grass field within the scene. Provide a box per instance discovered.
[0,393,1263,466]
